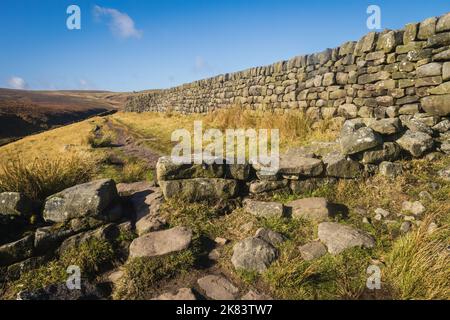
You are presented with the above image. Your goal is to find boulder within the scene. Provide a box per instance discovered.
[131,189,166,236]
[433,119,450,133]
[425,32,450,48]
[279,155,323,177]
[152,288,197,300]
[323,152,361,178]
[129,226,192,259]
[369,118,402,135]
[379,162,403,178]
[197,275,239,300]
[116,181,154,197]
[403,118,434,135]
[34,226,74,253]
[402,201,426,216]
[243,200,284,219]
[416,63,442,78]
[249,180,289,194]
[0,192,32,217]
[58,224,119,253]
[299,241,328,261]
[318,222,375,255]
[0,234,34,266]
[436,12,450,33]
[159,178,238,202]
[421,95,450,116]
[231,238,278,273]
[43,179,120,223]
[254,228,285,247]
[362,142,402,164]
[396,131,434,157]
[156,156,224,181]
[286,197,331,222]
[340,127,383,155]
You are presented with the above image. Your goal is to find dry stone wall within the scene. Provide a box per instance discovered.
[126,12,450,119]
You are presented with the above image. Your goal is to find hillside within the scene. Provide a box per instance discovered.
[0,89,130,146]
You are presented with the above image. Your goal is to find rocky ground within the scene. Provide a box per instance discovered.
[0,112,449,300]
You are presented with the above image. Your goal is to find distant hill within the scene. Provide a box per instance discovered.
[0,88,131,145]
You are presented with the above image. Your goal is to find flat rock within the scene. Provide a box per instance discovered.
[243,199,284,218]
[197,275,239,300]
[396,131,434,157]
[362,142,402,164]
[0,192,32,217]
[241,290,272,300]
[402,201,426,216]
[43,179,120,223]
[323,152,361,178]
[299,241,327,261]
[129,226,192,258]
[58,224,119,253]
[159,179,238,202]
[369,118,402,135]
[249,180,288,194]
[0,234,34,266]
[379,161,403,178]
[156,156,224,181]
[318,222,375,255]
[254,228,285,247]
[279,155,324,177]
[152,288,197,300]
[231,238,278,273]
[286,197,331,222]
[116,181,154,197]
[340,127,383,155]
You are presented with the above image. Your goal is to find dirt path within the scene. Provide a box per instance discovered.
[104,117,161,168]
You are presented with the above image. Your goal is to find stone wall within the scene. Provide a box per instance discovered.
[126,13,450,118]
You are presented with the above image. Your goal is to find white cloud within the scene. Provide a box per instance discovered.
[193,56,212,73]
[7,76,28,90]
[94,5,142,39]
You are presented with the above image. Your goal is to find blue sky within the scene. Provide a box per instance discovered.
[0,0,448,92]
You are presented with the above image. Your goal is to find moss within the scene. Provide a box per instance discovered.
[113,249,195,300]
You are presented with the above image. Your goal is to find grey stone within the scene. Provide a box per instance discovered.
[34,226,74,253]
[416,62,442,77]
[159,178,238,202]
[438,167,450,181]
[436,13,450,33]
[403,118,434,135]
[43,179,120,223]
[197,275,239,300]
[279,155,323,177]
[400,221,413,234]
[369,118,402,135]
[379,161,403,178]
[249,180,288,194]
[58,223,119,253]
[340,127,383,155]
[116,181,153,197]
[231,237,278,273]
[402,201,426,216]
[0,192,32,217]
[286,197,331,222]
[0,235,34,266]
[428,82,450,95]
[152,288,197,300]
[426,32,450,48]
[243,199,284,219]
[323,152,361,178]
[443,62,450,81]
[156,156,224,181]
[255,228,285,247]
[241,290,272,300]
[362,142,402,164]
[129,226,192,258]
[417,17,437,40]
[396,131,434,157]
[318,222,375,255]
[299,241,327,261]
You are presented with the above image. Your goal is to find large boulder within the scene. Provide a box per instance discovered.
[279,155,323,177]
[0,192,33,218]
[396,131,434,157]
[243,200,284,219]
[340,127,383,155]
[323,152,361,178]
[286,197,332,222]
[129,226,192,259]
[159,178,238,202]
[0,235,34,266]
[421,95,450,116]
[231,238,278,273]
[43,179,120,223]
[361,142,402,164]
[197,275,239,300]
[318,222,375,255]
[156,156,224,181]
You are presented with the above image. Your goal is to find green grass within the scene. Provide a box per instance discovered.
[113,250,196,300]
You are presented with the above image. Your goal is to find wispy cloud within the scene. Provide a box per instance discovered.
[193,56,213,74]
[7,76,28,90]
[93,5,142,39]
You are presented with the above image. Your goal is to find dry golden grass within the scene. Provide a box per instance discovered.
[384,212,450,300]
